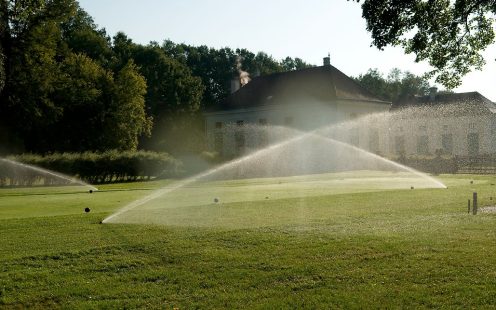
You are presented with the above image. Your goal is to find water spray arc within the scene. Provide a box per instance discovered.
[309,132,447,189]
[0,158,98,191]
[102,130,315,223]
[103,118,446,224]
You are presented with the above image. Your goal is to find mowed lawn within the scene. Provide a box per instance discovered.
[1,174,496,308]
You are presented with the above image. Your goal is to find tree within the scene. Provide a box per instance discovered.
[129,43,204,117]
[45,55,151,152]
[106,60,152,150]
[354,68,431,102]
[49,53,115,152]
[356,0,495,89]
[280,56,313,71]
[0,0,78,151]
[61,8,113,66]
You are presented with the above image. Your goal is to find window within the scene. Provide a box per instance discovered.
[259,131,268,147]
[419,125,427,132]
[369,129,379,153]
[284,117,293,126]
[468,133,479,156]
[350,128,359,146]
[214,132,223,154]
[417,135,429,155]
[441,134,453,154]
[258,119,268,147]
[395,136,405,155]
[443,125,449,131]
[398,126,404,133]
[214,122,223,155]
[468,123,476,130]
[235,121,245,154]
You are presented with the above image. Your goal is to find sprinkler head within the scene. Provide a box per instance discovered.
[470,181,473,184]
[265,196,269,199]
[89,189,93,194]
[84,207,90,213]
[214,198,219,203]
[410,186,414,190]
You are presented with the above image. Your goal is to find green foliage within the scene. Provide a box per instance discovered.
[358,0,496,89]
[354,68,431,102]
[162,41,314,108]
[1,151,180,185]
[0,1,154,153]
[280,56,313,71]
[108,60,152,150]
[61,8,113,66]
[131,43,204,116]
[0,0,316,154]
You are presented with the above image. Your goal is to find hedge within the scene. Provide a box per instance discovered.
[0,150,181,186]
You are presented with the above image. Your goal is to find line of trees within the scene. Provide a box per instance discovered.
[0,0,312,156]
[353,68,444,103]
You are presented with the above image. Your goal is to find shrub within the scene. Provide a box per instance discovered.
[1,151,181,186]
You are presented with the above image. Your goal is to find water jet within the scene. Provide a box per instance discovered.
[102,117,446,226]
[0,158,97,191]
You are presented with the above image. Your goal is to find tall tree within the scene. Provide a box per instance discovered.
[106,60,151,150]
[48,53,114,152]
[354,68,431,102]
[61,7,113,66]
[280,56,313,71]
[356,0,495,89]
[0,0,78,151]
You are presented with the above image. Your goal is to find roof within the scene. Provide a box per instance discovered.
[391,92,496,116]
[207,65,390,112]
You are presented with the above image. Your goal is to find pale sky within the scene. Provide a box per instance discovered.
[78,0,496,102]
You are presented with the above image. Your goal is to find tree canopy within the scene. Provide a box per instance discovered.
[353,68,433,102]
[356,0,495,89]
[0,0,314,155]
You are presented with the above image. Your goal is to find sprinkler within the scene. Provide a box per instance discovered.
[84,207,90,213]
[214,198,219,203]
[89,189,93,194]
[265,196,269,199]
[410,186,414,190]
[470,180,473,184]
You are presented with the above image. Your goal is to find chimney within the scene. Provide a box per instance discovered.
[429,87,438,101]
[230,77,240,94]
[323,53,331,66]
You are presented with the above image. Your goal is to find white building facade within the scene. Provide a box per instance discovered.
[204,60,496,159]
[204,59,391,157]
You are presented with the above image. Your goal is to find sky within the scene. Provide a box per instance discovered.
[78,0,496,102]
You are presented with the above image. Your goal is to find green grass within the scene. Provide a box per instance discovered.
[1,173,496,308]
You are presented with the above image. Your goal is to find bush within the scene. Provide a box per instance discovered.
[1,151,181,186]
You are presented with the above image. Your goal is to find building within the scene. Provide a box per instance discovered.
[387,90,496,157]
[204,57,391,157]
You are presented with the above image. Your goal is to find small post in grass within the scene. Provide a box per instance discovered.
[468,199,471,214]
[473,192,478,215]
